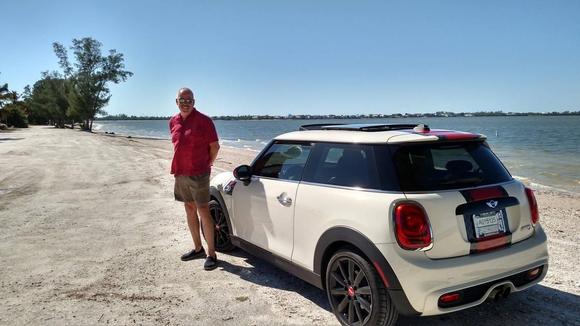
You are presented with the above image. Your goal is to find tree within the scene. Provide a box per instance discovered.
[0,83,9,125]
[0,83,9,105]
[27,72,70,127]
[0,73,10,109]
[4,104,29,127]
[0,74,28,127]
[1,90,29,128]
[53,37,133,131]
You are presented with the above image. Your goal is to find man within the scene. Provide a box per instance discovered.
[169,87,220,270]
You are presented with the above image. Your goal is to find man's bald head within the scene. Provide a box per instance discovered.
[177,87,194,98]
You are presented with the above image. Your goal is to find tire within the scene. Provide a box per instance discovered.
[207,199,236,252]
[325,250,398,326]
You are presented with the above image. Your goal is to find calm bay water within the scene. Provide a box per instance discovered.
[95,116,580,194]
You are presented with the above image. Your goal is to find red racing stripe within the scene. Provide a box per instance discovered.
[426,130,481,140]
[411,129,481,141]
[472,235,511,252]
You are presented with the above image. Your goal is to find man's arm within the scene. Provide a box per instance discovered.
[209,141,220,166]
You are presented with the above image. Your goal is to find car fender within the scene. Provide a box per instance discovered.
[209,186,235,236]
[209,171,235,189]
[313,226,420,316]
[209,172,235,236]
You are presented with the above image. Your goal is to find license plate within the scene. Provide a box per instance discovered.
[472,210,506,239]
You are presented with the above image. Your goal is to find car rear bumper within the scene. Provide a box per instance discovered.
[376,225,549,316]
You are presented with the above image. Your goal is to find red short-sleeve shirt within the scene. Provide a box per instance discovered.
[169,110,218,176]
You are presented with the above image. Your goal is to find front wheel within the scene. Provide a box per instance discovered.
[325,250,398,326]
[207,199,236,252]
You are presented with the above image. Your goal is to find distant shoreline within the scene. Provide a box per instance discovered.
[96,111,580,121]
[92,124,580,196]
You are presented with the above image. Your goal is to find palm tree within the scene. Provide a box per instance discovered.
[0,83,9,124]
[0,83,9,105]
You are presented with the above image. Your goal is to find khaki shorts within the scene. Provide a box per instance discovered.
[174,173,210,204]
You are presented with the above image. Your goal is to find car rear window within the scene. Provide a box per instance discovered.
[391,141,512,191]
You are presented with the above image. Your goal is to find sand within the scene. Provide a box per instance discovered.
[0,126,578,325]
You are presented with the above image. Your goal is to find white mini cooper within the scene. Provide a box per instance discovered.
[208,123,548,326]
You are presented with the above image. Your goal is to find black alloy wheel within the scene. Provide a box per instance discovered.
[325,250,398,326]
[208,199,235,252]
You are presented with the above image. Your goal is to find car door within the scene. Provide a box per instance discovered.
[232,141,312,260]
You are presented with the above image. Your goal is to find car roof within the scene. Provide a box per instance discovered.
[274,123,486,144]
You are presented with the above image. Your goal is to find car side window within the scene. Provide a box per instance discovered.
[303,143,380,189]
[252,142,312,180]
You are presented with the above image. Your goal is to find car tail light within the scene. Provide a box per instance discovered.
[527,267,542,280]
[438,292,462,306]
[394,202,432,250]
[524,187,539,224]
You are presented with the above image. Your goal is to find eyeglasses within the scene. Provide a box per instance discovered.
[178,98,194,104]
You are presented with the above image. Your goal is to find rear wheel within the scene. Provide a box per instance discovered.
[207,199,235,252]
[325,250,398,326]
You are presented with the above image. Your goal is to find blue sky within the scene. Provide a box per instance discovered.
[1,0,579,117]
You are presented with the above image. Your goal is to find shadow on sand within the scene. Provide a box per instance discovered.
[218,249,330,311]
[219,249,579,325]
[0,137,24,142]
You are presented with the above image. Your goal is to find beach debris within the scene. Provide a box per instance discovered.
[235,296,249,302]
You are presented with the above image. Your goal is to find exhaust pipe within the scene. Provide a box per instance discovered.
[487,285,511,302]
[501,287,511,299]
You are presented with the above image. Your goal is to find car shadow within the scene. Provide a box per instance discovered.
[218,249,330,311]
[220,250,579,325]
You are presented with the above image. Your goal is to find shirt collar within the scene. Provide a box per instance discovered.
[178,108,197,122]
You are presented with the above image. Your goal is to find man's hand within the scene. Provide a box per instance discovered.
[209,141,220,166]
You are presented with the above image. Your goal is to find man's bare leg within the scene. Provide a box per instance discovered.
[184,202,203,251]
[197,203,216,258]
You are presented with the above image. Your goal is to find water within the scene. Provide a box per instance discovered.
[94,116,580,194]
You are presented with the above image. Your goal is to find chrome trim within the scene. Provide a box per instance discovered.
[406,238,434,251]
[419,242,434,251]
[298,181,402,194]
[276,192,293,206]
[251,175,301,184]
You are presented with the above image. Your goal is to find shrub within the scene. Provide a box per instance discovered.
[5,106,28,128]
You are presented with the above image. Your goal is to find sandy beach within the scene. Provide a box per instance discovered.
[0,126,578,325]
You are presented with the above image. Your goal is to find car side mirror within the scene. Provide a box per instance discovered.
[233,165,252,182]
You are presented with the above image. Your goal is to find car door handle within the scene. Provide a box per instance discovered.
[277,192,292,207]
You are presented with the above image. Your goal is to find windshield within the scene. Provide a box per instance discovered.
[391,141,512,191]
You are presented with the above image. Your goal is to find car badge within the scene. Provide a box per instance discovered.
[486,200,498,208]
[224,180,237,195]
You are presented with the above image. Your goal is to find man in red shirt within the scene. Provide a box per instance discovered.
[169,87,220,270]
